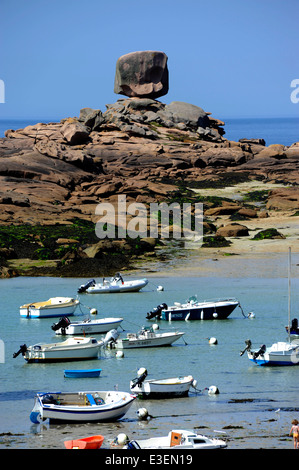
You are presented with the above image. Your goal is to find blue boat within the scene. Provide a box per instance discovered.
[64,369,102,378]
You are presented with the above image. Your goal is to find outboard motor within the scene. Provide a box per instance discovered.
[240,339,252,356]
[131,367,148,389]
[113,272,123,283]
[102,329,120,347]
[291,318,298,332]
[51,316,71,333]
[13,344,27,358]
[146,303,168,320]
[77,279,96,293]
[253,344,266,359]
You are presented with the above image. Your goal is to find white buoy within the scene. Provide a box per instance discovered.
[116,350,124,358]
[137,407,149,420]
[117,433,129,445]
[208,385,219,395]
[213,312,218,318]
[152,323,159,331]
[209,337,218,345]
[157,285,164,291]
[90,308,97,315]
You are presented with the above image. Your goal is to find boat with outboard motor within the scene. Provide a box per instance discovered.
[78,273,148,294]
[51,316,124,335]
[123,429,227,450]
[130,367,197,398]
[30,390,136,423]
[240,248,299,366]
[13,336,102,363]
[104,325,185,349]
[146,296,239,321]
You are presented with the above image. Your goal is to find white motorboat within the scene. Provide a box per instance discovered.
[130,368,197,398]
[13,337,101,363]
[146,297,239,321]
[20,297,80,318]
[78,273,148,294]
[51,315,124,335]
[124,429,227,449]
[29,390,136,423]
[105,325,184,349]
[241,248,299,367]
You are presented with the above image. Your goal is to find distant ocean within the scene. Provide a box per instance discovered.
[0,116,298,147]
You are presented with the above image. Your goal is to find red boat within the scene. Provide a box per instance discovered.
[64,435,105,449]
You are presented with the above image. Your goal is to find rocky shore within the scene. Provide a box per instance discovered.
[0,51,298,278]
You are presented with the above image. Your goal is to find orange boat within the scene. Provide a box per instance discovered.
[64,435,104,449]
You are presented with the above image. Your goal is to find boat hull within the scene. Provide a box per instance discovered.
[24,338,101,363]
[134,430,227,449]
[31,391,136,423]
[20,297,79,318]
[86,279,148,294]
[162,299,239,321]
[55,318,123,335]
[130,376,194,398]
[115,332,184,349]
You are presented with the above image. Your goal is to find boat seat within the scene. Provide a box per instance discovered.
[86,394,96,406]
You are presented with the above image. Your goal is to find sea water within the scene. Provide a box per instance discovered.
[0,271,298,449]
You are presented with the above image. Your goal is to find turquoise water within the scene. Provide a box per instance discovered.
[0,272,298,449]
[0,117,298,146]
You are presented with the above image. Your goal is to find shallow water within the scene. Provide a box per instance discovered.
[0,272,298,450]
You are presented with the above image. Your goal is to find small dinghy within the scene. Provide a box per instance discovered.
[78,273,148,294]
[64,435,105,449]
[52,316,124,335]
[130,368,197,398]
[20,297,80,318]
[13,337,101,363]
[30,390,136,423]
[124,429,227,449]
[64,369,102,378]
[105,325,185,349]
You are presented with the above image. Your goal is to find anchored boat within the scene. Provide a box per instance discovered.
[30,390,136,423]
[130,368,197,398]
[13,337,101,363]
[52,316,124,335]
[105,326,185,349]
[124,429,227,450]
[146,297,239,321]
[20,297,80,318]
[78,273,148,294]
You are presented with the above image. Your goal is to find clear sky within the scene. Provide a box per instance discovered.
[1,0,298,121]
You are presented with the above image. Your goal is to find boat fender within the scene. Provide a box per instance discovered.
[209,337,218,345]
[13,344,27,358]
[208,385,219,395]
[117,433,129,446]
[137,407,148,420]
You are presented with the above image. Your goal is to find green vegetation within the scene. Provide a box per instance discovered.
[252,228,285,240]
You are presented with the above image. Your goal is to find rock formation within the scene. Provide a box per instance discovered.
[0,50,298,276]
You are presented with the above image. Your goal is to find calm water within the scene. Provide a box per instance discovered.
[0,117,298,147]
[0,272,298,450]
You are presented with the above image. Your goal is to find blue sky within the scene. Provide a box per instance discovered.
[1,0,298,121]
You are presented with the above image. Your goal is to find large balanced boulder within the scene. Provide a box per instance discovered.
[114,51,169,99]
